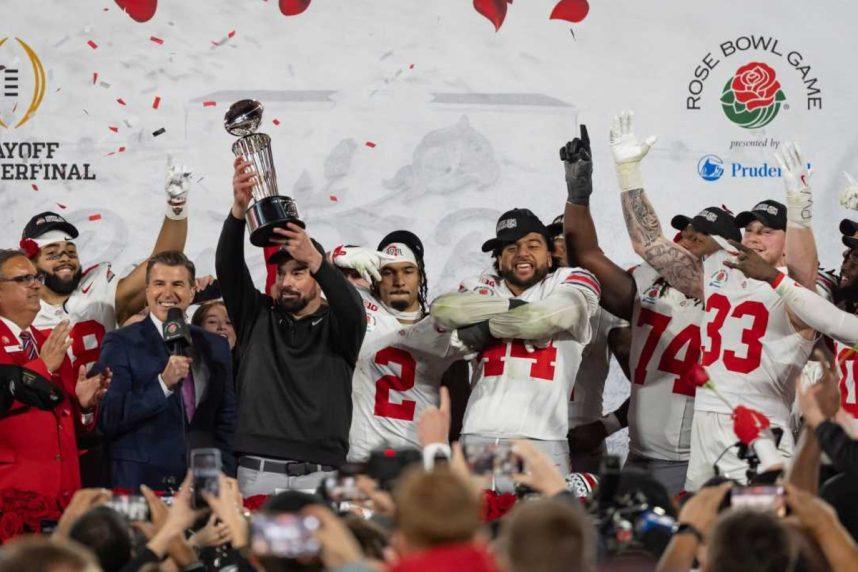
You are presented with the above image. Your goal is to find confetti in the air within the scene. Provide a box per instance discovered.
[87,40,98,49]
[409,64,415,69]
[228,30,236,38]
[150,36,164,45]
[88,214,102,221]
[365,141,377,148]
[92,72,98,84]
[31,184,39,191]
[152,127,166,137]
[203,100,217,107]
[109,126,118,132]
[56,203,67,209]
[152,96,161,109]
[116,98,126,106]
[118,146,126,153]
[329,195,338,202]
[273,119,281,126]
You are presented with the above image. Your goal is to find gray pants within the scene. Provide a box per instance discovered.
[460,435,570,493]
[623,452,689,495]
[237,455,335,496]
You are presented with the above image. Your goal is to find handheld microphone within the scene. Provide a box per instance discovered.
[163,307,193,357]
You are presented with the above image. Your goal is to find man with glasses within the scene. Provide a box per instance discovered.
[0,249,110,500]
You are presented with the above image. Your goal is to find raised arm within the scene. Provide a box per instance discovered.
[114,161,191,324]
[611,112,704,300]
[561,124,637,321]
[776,143,818,290]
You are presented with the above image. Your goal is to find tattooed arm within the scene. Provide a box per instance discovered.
[611,111,704,300]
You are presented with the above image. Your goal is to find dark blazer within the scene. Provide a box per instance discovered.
[96,317,237,490]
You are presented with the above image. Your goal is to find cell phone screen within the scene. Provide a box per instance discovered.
[250,514,321,558]
[731,486,786,516]
[191,448,221,508]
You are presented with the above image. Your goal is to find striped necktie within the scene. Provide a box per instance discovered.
[19,331,38,360]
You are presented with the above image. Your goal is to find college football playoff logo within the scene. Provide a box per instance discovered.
[720,62,786,129]
[0,37,45,129]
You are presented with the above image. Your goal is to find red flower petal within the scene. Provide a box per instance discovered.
[279,0,311,16]
[474,0,510,31]
[114,0,158,23]
[549,0,590,23]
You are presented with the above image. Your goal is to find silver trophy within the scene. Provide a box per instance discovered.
[224,99,303,246]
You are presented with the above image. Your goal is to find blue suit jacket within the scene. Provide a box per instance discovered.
[97,318,237,490]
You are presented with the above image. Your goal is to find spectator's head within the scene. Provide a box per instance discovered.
[546,214,567,267]
[375,230,427,315]
[192,300,236,349]
[341,513,391,564]
[68,506,133,572]
[392,467,481,554]
[482,209,554,293]
[839,219,858,302]
[704,508,796,572]
[736,200,787,266]
[144,251,196,322]
[268,241,326,317]
[500,497,596,572]
[0,536,99,572]
[670,206,740,260]
[0,248,43,328]
[21,211,82,297]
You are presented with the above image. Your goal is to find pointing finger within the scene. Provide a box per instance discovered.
[580,124,590,148]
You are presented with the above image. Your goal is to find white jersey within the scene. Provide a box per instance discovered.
[569,307,628,428]
[32,262,119,373]
[628,263,700,461]
[699,250,814,425]
[348,291,464,461]
[832,340,858,420]
[459,267,600,441]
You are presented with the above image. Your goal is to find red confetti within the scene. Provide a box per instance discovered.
[88,214,102,221]
[272,118,281,126]
[56,203,67,209]
[228,30,236,38]
[31,184,39,191]
[92,72,98,85]
[116,98,126,106]
[87,40,98,49]
[474,0,512,31]
[409,64,415,69]
[106,152,116,157]
[114,0,157,23]
[118,146,126,153]
[152,96,161,109]
[280,0,312,16]
[549,0,590,23]
[329,195,338,202]
[109,126,118,132]
[202,100,217,107]
[150,36,164,45]
[365,141,377,148]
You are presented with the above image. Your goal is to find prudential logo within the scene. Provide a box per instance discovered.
[698,155,724,181]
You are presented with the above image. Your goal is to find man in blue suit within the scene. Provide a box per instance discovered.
[97,251,236,490]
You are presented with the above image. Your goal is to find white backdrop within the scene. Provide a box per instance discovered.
[3,0,857,457]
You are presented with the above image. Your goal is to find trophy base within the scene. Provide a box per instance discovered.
[246,196,304,247]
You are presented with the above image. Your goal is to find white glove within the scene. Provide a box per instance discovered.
[840,171,858,211]
[330,245,391,284]
[774,142,812,228]
[609,110,658,192]
[164,158,192,220]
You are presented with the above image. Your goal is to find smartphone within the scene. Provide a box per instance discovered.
[323,474,366,504]
[190,447,222,509]
[106,494,150,521]
[464,442,523,477]
[250,514,321,558]
[730,486,786,516]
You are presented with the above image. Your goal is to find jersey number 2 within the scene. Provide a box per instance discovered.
[374,347,417,421]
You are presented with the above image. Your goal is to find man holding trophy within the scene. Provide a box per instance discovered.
[215,100,366,494]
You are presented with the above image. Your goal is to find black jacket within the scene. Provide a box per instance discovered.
[215,214,365,466]
[816,421,858,478]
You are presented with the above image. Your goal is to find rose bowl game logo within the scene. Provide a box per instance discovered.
[720,62,786,129]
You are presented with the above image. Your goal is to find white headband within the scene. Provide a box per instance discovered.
[380,242,418,267]
[32,230,75,249]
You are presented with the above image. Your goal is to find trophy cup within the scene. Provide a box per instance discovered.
[224,99,303,246]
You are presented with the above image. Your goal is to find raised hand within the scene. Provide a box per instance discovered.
[329,245,389,284]
[75,365,112,411]
[560,124,593,205]
[231,157,256,219]
[271,224,324,273]
[165,157,192,220]
[723,240,780,283]
[610,111,657,166]
[417,386,451,446]
[774,142,813,227]
[39,320,72,373]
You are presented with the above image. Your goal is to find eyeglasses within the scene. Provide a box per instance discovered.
[0,274,46,286]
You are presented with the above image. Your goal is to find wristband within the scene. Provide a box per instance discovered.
[422,443,451,471]
[165,201,189,221]
[615,162,645,193]
[599,413,623,436]
[768,271,786,289]
[674,522,704,543]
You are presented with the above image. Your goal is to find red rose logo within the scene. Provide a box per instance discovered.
[721,62,787,129]
[731,62,781,111]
